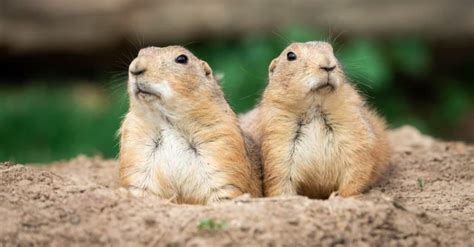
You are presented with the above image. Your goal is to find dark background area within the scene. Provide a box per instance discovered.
[1,0,473,163]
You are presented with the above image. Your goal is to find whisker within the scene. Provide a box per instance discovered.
[182,41,200,47]
[272,30,291,46]
[332,30,346,44]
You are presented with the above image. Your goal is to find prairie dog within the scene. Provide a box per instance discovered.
[119,46,262,204]
[241,41,390,199]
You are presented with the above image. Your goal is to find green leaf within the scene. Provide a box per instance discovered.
[197,218,227,231]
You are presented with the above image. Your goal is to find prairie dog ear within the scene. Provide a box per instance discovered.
[269,58,278,73]
[201,61,213,78]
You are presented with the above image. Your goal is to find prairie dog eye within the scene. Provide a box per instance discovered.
[175,54,188,64]
[287,51,297,61]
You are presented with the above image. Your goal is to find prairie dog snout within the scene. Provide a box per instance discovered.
[127,49,202,104]
[269,41,341,94]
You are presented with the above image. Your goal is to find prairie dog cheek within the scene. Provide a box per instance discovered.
[329,74,341,88]
[150,80,173,99]
[306,76,323,90]
[128,77,137,94]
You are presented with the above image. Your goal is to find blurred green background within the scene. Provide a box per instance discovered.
[2,12,474,163]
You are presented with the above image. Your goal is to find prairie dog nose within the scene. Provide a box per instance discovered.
[316,53,336,73]
[129,58,147,76]
[320,65,336,73]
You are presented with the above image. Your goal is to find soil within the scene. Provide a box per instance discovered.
[1,126,473,246]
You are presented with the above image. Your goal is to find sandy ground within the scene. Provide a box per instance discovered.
[1,126,473,246]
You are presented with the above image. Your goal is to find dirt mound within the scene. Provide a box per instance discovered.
[1,126,473,246]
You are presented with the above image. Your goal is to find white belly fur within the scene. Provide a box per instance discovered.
[290,117,343,189]
[127,121,214,201]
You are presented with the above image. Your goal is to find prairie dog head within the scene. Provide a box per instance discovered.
[127,46,222,117]
[265,41,345,105]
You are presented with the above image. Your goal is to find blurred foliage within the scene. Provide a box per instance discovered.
[0,84,127,163]
[1,26,473,163]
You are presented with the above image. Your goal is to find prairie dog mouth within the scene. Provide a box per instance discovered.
[135,87,154,96]
[134,82,160,99]
[308,79,336,93]
[307,74,338,93]
[312,82,335,92]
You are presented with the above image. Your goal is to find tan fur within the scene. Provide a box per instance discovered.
[238,109,264,189]
[240,41,390,199]
[119,46,262,204]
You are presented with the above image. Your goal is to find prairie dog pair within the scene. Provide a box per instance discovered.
[119,42,390,204]
[241,41,390,199]
[119,46,261,204]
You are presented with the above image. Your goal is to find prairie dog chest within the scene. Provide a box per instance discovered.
[282,109,345,195]
[155,127,205,179]
[133,121,213,199]
[291,111,339,169]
